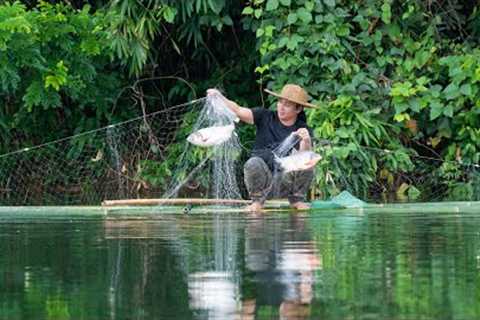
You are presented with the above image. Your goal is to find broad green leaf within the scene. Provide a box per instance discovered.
[443,83,460,100]
[265,25,275,37]
[266,0,279,11]
[323,0,335,7]
[381,3,391,24]
[386,23,401,40]
[443,104,453,117]
[408,98,421,112]
[429,100,443,120]
[460,83,472,96]
[297,8,312,23]
[162,6,176,23]
[280,0,291,5]
[287,34,304,50]
[287,13,298,24]
[414,51,430,68]
[390,81,413,97]
[416,76,429,86]
[429,84,442,98]
[222,15,233,26]
[336,24,350,36]
[278,36,289,47]
[242,7,254,15]
[473,67,480,82]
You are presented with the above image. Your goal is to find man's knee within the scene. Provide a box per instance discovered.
[244,157,267,174]
[243,157,272,203]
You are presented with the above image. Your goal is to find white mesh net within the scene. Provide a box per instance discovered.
[0,94,245,205]
[161,94,242,201]
[0,93,478,206]
[0,98,201,205]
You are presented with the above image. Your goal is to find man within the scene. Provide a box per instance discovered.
[207,84,317,212]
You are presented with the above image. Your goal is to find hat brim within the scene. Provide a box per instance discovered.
[264,89,317,108]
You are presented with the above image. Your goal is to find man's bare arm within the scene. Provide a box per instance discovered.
[207,89,254,124]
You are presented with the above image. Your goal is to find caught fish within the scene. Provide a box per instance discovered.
[275,151,322,172]
[187,124,235,147]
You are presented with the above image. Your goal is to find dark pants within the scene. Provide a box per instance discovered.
[243,157,314,205]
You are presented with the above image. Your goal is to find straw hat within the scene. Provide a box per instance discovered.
[264,84,317,108]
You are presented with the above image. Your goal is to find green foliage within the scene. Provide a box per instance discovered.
[107,0,177,76]
[242,0,480,200]
[107,0,238,76]
[0,1,127,153]
[2,0,478,202]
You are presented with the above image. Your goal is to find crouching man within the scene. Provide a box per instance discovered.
[207,84,317,212]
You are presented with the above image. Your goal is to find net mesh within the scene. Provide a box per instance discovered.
[312,143,480,203]
[0,98,205,205]
[0,95,478,206]
[0,95,246,206]
[161,94,242,201]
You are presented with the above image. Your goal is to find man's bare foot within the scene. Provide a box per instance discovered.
[245,201,263,212]
[290,201,310,210]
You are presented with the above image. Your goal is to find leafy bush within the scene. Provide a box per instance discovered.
[0,1,127,153]
[241,0,480,200]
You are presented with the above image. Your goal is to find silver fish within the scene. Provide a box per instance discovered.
[275,151,322,172]
[187,124,235,147]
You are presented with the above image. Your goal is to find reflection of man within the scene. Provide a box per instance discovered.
[278,244,321,320]
[241,214,322,320]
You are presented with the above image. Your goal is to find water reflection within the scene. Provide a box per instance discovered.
[187,214,241,319]
[102,213,323,320]
[241,213,321,320]
[188,271,238,319]
[1,210,480,319]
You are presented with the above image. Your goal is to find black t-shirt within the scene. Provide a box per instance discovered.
[251,108,311,170]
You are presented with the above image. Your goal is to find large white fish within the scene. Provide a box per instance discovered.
[187,124,235,147]
[275,150,322,172]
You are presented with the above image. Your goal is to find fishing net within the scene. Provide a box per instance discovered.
[311,191,367,209]
[0,90,479,206]
[161,94,242,201]
[0,93,245,205]
[309,139,480,205]
[0,97,207,205]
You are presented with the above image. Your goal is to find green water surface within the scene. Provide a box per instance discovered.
[1,207,480,320]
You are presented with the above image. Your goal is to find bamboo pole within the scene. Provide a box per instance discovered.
[102,198,289,207]
[102,198,250,207]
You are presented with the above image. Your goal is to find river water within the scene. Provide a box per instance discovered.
[1,208,479,319]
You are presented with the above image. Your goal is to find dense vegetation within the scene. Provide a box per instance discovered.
[243,0,480,200]
[1,0,479,202]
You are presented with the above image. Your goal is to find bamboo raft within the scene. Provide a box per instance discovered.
[101,198,480,215]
